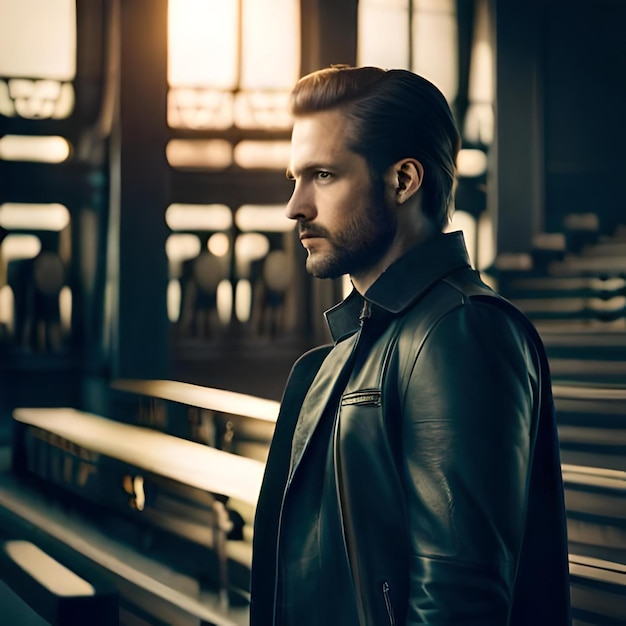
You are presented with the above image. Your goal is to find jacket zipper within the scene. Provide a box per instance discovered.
[334,298,372,625]
[359,299,372,326]
[272,298,373,624]
[382,581,396,626]
[358,304,397,626]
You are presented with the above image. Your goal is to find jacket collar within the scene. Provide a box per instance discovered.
[324,230,472,343]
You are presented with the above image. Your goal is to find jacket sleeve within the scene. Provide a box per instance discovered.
[400,299,540,625]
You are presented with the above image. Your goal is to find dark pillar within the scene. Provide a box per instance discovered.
[490,0,545,254]
[110,0,170,379]
[300,0,358,73]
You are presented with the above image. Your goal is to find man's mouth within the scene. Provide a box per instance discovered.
[299,228,326,241]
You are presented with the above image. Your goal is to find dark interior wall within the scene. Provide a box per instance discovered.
[112,0,170,381]
[492,0,546,253]
[493,0,626,253]
[543,0,626,235]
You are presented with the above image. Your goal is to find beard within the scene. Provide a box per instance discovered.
[301,180,397,280]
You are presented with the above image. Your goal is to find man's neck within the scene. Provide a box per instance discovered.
[350,225,438,295]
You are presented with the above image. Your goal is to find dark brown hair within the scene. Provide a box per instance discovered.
[291,65,460,230]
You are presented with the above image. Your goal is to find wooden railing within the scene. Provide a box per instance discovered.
[6,376,626,623]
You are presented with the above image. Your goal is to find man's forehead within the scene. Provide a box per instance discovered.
[290,110,354,164]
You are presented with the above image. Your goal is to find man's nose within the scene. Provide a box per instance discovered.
[285,183,315,221]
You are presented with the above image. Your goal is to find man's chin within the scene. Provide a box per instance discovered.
[305,256,344,280]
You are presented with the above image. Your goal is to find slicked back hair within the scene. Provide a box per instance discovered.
[291,65,461,231]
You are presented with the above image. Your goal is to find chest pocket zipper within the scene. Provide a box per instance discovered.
[341,389,381,407]
[382,581,396,625]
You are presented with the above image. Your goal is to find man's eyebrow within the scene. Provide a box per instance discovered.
[286,162,331,180]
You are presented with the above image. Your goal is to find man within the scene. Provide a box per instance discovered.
[251,66,571,625]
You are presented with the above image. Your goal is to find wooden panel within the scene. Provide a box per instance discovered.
[13,407,264,505]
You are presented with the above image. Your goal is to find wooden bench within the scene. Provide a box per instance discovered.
[12,407,265,605]
[558,424,626,472]
[548,254,626,278]
[111,378,279,462]
[491,228,626,329]
[562,464,626,523]
[568,553,626,624]
[553,383,626,471]
[13,407,265,505]
[11,381,626,622]
[548,358,626,385]
[562,465,626,623]
[509,294,626,323]
[0,500,119,625]
[111,379,279,425]
[537,324,626,362]
[0,539,118,626]
[502,276,626,301]
[0,480,245,626]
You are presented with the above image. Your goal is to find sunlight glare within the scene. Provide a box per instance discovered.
[168,0,238,89]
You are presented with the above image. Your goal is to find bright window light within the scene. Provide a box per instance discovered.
[168,0,238,89]
[167,89,233,129]
[167,279,182,323]
[2,78,74,120]
[456,149,488,178]
[412,0,458,102]
[468,0,493,104]
[165,233,202,263]
[166,139,232,169]
[235,278,252,322]
[477,210,495,271]
[0,203,70,231]
[235,205,294,232]
[0,285,14,333]
[216,279,233,324]
[234,91,293,129]
[167,0,299,130]
[166,204,232,231]
[235,233,270,263]
[446,210,476,265]
[358,0,458,103]
[0,0,76,80]
[1,234,42,262]
[0,135,70,163]
[59,285,72,333]
[235,233,270,278]
[358,0,409,69]
[234,140,291,169]
[240,0,300,90]
[208,233,230,257]
[342,274,352,299]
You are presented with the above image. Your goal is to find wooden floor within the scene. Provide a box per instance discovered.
[0,447,250,626]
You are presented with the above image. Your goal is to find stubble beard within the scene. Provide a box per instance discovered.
[304,188,396,280]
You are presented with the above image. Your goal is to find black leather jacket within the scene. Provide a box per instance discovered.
[251,232,571,625]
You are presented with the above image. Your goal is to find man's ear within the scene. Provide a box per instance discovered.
[386,158,424,204]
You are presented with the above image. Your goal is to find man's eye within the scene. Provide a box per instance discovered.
[316,171,331,180]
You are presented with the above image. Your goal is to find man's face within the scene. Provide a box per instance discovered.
[285,109,397,282]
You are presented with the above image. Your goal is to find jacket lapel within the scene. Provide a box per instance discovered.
[288,332,359,480]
